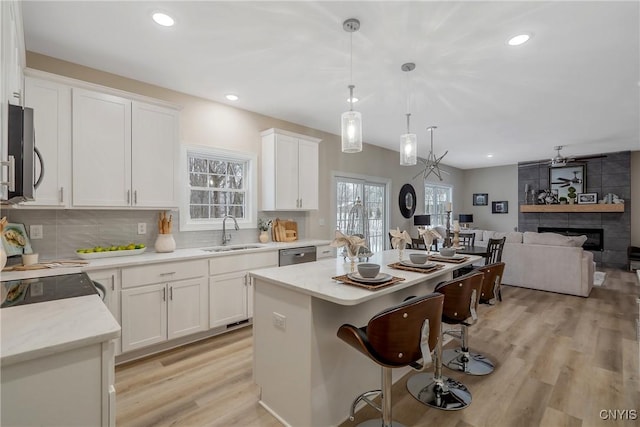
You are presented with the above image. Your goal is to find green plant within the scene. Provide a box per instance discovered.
[567,186,577,200]
[559,196,567,202]
[258,218,272,231]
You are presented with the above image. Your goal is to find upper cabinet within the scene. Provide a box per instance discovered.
[261,128,321,211]
[2,0,25,106]
[22,76,72,207]
[72,87,179,208]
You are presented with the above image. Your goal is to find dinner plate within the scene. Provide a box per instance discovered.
[436,253,465,260]
[400,260,437,269]
[347,272,392,284]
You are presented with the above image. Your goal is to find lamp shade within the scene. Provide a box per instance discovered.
[414,214,431,226]
[459,214,474,223]
[341,110,363,153]
[400,133,417,165]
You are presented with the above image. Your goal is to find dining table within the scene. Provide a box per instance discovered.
[455,245,488,257]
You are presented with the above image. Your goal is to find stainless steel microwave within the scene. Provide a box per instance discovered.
[1,103,43,204]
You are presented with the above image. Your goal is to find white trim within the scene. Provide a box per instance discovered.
[179,144,257,231]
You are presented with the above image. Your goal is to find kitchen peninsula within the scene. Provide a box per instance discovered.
[250,250,481,427]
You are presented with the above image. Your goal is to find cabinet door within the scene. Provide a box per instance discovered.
[131,102,178,208]
[23,77,71,207]
[2,0,24,106]
[209,272,248,328]
[168,277,208,340]
[121,284,167,352]
[297,138,319,210]
[87,269,120,322]
[274,134,299,210]
[72,88,131,207]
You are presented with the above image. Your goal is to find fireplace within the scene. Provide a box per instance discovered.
[538,227,604,251]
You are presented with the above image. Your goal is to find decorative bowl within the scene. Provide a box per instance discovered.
[409,253,428,264]
[440,247,456,257]
[357,263,380,278]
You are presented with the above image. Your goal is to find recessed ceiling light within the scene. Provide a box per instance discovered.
[152,12,174,27]
[347,97,359,103]
[225,94,239,101]
[487,154,494,158]
[507,34,531,46]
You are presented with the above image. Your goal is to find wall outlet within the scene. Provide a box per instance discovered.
[30,225,43,239]
[137,223,146,235]
[272,312,286,330]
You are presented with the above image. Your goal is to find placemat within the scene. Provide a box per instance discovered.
[387,262,445,274]
[427,255,470,264]
[331,274,405,290]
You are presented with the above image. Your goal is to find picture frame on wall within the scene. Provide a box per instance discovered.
[473,193,488,206]
[577,192,598,204]
[549,165,585,199]
[491,201,509,214]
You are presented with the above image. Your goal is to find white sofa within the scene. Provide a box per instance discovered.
[460,229,594,297]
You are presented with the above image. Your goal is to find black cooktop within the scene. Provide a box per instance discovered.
[1,272,98,308]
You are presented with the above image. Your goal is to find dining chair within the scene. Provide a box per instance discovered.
[458,232,475,247]
[484,237,505,264]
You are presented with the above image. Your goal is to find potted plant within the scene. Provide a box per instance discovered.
[567,187,577,204]
[258,218,272,243]
[559,196,567,205]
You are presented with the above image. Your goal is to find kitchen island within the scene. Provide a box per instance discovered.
[250,249,481,427]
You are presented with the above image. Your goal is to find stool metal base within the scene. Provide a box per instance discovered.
[406,373,472,410]
[355,420,407,427]
[442,348,495,376]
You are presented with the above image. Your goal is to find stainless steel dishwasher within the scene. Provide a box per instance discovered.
[279,246,317,266]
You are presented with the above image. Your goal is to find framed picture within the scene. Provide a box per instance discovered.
[549,165,585,200]
[492,201,509,214]
[1,223,33,257]
[577,192,598,204]
[473,193,488,206]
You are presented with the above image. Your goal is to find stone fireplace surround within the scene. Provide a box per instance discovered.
[518,151,631,269]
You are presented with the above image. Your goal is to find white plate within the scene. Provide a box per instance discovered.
[436,253,464,259]
[400,260,437,269]
[347,272,392,284]
[76,247,146,260]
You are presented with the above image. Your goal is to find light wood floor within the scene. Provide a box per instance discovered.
[116,269,639,427]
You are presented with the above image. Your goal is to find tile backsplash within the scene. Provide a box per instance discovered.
[2,209,307,260]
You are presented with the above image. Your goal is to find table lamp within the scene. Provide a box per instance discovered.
[459,214,473,229]
[413,214,431,230]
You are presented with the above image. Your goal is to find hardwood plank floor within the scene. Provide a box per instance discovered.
[116,269,639,426]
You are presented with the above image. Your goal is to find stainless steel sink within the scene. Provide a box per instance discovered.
[202,245,264,253]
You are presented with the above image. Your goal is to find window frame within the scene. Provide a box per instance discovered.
[180,144,257,231]
[423,182,453,227]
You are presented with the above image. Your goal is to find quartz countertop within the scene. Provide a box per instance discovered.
[250,249,482,306]
[0,294,121,366]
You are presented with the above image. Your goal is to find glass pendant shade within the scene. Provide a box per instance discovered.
[400,133,417,165]
[341,110,363,153]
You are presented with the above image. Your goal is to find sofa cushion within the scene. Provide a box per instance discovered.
[505,231,523,243]
[483,230,495,242]
[523,231,587,247]
[472,230,484,242]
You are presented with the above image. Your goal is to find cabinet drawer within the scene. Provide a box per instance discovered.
[122,260,208,288]
[316,245,335,259]
[209,251,278,275]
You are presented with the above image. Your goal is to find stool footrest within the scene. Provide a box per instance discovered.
[349,390,382,421]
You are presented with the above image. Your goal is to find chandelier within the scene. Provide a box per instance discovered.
[413,126,449,181]
[341,18,362,153]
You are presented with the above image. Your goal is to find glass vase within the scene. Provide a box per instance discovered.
[346,246,358,273]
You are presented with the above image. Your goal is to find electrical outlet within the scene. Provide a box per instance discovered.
[30,225,43,239]
[272,312,286,330]
[137,223,146,235]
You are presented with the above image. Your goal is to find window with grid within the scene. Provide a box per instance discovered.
[424,183,452,226]
[181,147,256,231]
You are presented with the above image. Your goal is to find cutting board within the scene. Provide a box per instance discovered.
[271,219,298,242]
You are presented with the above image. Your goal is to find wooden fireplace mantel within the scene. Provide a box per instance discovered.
[520,204,625,213]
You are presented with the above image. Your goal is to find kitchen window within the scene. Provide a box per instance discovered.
[180,146,257,231]
[424,183,452,226]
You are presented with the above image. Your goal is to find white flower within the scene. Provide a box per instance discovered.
[330,230,368,256]
[419,227,442,249]
[389,228,412,250]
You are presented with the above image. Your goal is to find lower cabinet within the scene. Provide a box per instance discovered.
[87,269,121,355]
[120,259,208,353]
[209,271,249,328]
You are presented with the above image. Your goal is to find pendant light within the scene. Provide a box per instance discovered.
[400,62,417,165]
[341,18,362,153]
[413,126,449,181]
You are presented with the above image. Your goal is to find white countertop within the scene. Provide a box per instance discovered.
[250,249,482,306]
[0,294,121,366]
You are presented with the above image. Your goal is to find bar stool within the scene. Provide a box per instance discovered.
[337,293,444,427]
[477,262,505,304]
[406,272,483,409]
[438,271,492,376]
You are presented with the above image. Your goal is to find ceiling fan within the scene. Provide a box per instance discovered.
[551,171,583,187]
[519,146,606,168]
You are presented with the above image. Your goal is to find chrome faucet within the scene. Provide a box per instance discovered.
[222,215,239,245]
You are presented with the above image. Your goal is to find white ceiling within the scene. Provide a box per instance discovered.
[22,1,640,169]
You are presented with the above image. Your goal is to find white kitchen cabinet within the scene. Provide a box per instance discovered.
[261,128,321,210]
[209,251,278,327]
[72,87,178,208]
[22,75,72,207]
[87,269,122,355]
[120,260,208,353]
[316,244,336,259]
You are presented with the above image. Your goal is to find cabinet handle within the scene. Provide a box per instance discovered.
[300,198,302,208]
[163,288,166,301]
[160,272,176,276]
[134,190,137,205]
[12,91,21,100]
[127,190,130,204]
[59,187,64,203]
[170,286,173,300]
[111,274,115,290]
